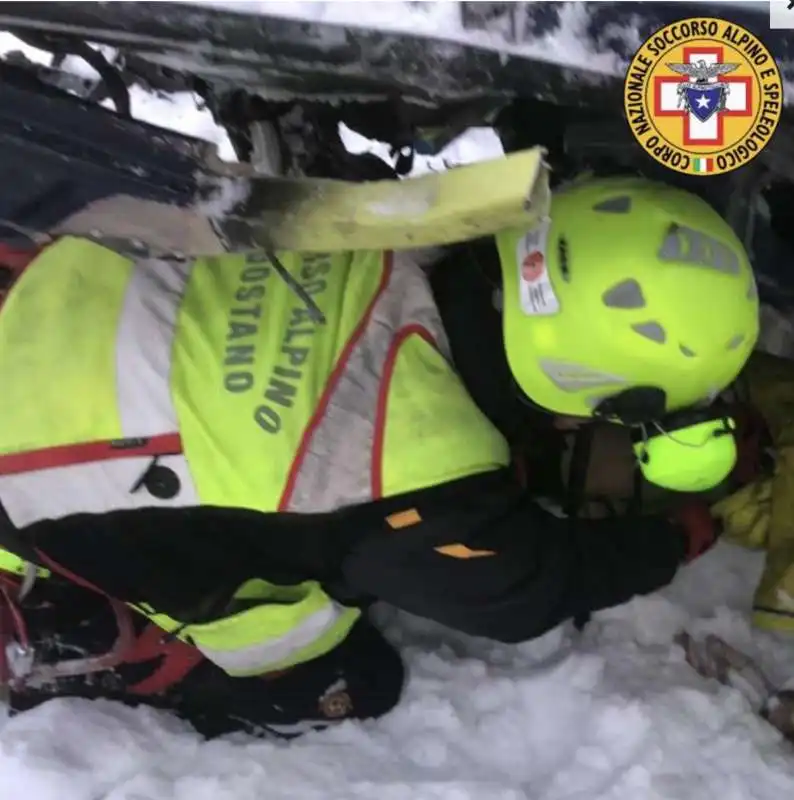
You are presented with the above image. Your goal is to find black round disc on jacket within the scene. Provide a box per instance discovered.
[143,464,181,500]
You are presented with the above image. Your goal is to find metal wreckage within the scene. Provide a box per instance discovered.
[0,0,793,739]
[0,1,792,275]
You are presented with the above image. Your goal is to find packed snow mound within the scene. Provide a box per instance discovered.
[2,542,794,800]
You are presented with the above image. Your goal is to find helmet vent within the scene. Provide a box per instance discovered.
[632,321,666,344]
[557,237,570,281]
[538,359,627,392]
[592,196,631,213]
[658,225,740,275]
[680,345,696,357]
[602,279,646,309]
[726,334,745,351]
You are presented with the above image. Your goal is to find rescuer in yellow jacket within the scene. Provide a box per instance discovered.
[712,350,794,634]
[0,177,758,738]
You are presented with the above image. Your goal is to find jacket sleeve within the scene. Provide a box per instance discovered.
[0,503,368,676]
[340,470,688,642]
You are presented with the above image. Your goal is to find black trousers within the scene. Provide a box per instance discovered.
[4,579,405,738]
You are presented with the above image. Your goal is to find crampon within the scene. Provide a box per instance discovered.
[0,569,135,694]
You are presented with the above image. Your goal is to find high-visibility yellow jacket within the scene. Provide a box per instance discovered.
[713,351,794,633]
[0,237,510,675]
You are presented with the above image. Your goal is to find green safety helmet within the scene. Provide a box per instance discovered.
[495,176,759,492]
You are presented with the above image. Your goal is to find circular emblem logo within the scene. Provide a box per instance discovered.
[624,17,783,176]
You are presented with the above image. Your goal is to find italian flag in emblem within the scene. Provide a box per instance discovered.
[692,157,714,174]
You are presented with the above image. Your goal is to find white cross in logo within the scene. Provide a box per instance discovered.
[654,46,752,145]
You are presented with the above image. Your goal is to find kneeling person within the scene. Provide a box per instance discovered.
[0,177,757,735]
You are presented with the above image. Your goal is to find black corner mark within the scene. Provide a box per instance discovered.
[789,0,794,10]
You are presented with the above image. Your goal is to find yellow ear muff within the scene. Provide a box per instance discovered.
[633,418,737,492]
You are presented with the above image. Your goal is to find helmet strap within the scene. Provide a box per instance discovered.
[563,424,595,518]
[632,414,735,455]
[562,424,645,520]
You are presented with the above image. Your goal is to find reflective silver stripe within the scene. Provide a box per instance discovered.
[537,359,628,392]
[284,251,450,513]
[0,455,199,527]
[0,255,198,527]
[194,601,344,676]
[116,257,192,437]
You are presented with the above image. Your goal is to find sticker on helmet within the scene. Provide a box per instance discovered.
[521,250,545,282]
[517,217,560,316]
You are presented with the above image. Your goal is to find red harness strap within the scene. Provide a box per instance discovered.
[0,554,204,694]
[124,623,205,696]
[0,241,184,477]
[0,574,202,694]
[0,573,27,686]
[0,434,184,477]
[0,245,200,693]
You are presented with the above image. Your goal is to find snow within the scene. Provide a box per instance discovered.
[340,124,505,176]
[0,32,237,163]
[166,0,626,77]
[3,22,794,800]
[2,544,794,800]
[159,0,794,105]
[127,86,236,163]
[0,29,500,172]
